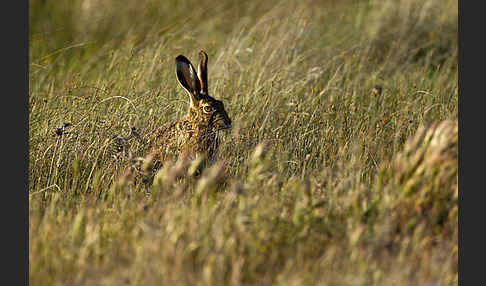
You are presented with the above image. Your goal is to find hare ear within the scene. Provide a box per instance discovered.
[197,50,208,95]
[175,55,201,106]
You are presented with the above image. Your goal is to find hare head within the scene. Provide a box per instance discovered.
[144,51,232,166]
[175,50,232,132]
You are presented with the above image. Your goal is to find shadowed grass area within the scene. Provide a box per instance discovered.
[29,0,457,285]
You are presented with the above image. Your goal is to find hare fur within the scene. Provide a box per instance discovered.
[144,50,232,166]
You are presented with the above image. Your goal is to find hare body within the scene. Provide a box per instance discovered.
[144,51,231,165]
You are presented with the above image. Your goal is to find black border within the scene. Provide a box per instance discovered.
[459,1,481,285]
[7,0,29,284]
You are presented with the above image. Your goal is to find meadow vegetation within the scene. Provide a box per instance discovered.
[29,0,458,285]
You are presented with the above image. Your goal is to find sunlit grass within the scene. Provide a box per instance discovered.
[29,0,457,285]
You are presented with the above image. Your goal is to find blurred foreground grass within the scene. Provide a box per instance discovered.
[29,0,457,285]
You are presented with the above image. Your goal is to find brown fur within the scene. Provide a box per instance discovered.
[144,50,232,165]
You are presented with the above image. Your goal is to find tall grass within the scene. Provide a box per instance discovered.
[29,0,457,285]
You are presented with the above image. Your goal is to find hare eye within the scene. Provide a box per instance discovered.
[203,106,213,113]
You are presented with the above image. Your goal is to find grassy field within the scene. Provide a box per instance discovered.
[29,0,458,285]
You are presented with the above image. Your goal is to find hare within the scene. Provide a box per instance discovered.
[143,50,232,168]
